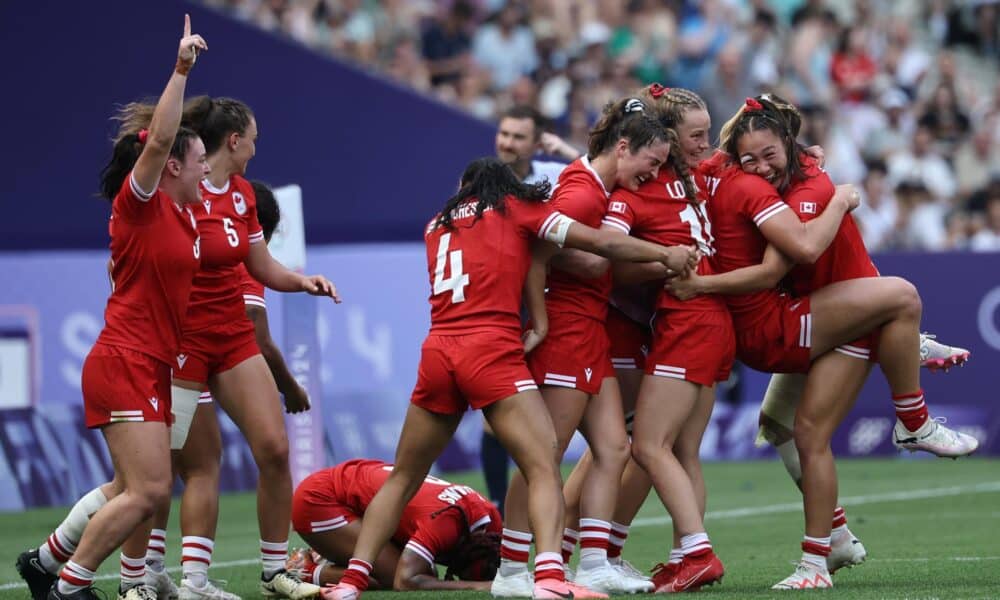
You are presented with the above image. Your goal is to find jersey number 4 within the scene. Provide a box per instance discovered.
[433,233,469,304]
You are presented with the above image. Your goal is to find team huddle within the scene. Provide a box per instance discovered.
[16,14,978,600]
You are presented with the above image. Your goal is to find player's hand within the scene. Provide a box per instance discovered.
[178,14,208,71]
[301,274,341,302]
[664,271,702,301]
[662,244,699,275]
[283,384,311,414]
[804,144,825,168]
[539,132,579,159]
[522,328,547,353]
[836,184,861,212]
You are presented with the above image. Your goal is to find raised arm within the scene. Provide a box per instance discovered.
[757,185,858,264]
[132,15,207,195]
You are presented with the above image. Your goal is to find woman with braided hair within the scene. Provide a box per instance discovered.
[289,459,501,591]
[665,93,977,589]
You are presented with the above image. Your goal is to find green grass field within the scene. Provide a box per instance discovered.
[2,458,998,599]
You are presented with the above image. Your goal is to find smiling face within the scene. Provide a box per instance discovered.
[615,138,671,191]
[231,117,257,176]
[495,116,537,167]
[675,108,712,168]
[736,128,788,187]
[169,136,210,205]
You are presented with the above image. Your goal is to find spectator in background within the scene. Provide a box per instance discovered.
[854,159,898,252]
[421,1,474,88]
[784,7,837,106]
[744,9,780,90]
[954,128,1000,201]
[918,83,971,154]
[888,124,957,202]
[607,0,677,85]
[830,25,878,104]
[472,3,539,91]
[885,18,931,97]
[700,42,755,141]
[866,87,916,161]
[969,190,1000,251]
[673,0,731,89]
[799,104,866,186]
[890,180,949,250]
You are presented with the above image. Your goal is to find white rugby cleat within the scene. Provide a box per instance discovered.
[490,569,533,598]
[573,561,653,594]
[892,417,979,458]
[145,567,179,600]
[260,570,320,599]
[178,578,241,600]
[772,561,832,590]
[920,333,970,372]
[828,529,867,573]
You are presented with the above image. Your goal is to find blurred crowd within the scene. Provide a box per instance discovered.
[202,0,1000,252]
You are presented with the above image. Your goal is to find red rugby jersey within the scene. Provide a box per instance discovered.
[97,172,201,364]
[700,152,790,328]
[332,459,501,568]
[544,157,613,321]
[237,263,266,309]
[424,195,569,335]
[602,168,725,313]
[185,175,265,331]
[783,156,879,296]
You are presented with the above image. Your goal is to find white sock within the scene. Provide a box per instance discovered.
[680,532,711,557]
[668,547,683,565]
[146,528,167,573]
[58,561,96,594]
[260,540,288,578]
[801,535,831,570]
[578,518,610,569]
[182,536,214,589]
[119,553,145,590]
[40,487,108,573]
[499,528,532,575]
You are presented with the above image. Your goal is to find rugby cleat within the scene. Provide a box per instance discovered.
[318,583,357,600]
[145,567,179,600]
[16,548,58,600]
[47,585,103,600]
[772,561,832,590]
[260,569,320,599]
[613,559,652,585]
[178,579,242,600]
[655,552,724,592]
[650,561,680,591]
[920,333,970,372]
[285,549,322,586]
[532,578,608,599]
[828,529,867,573]
[892,417,979,458]
[573,560,653,594]
[490,569,533,598]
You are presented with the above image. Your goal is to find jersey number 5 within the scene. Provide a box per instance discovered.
[433,233,469,304]
[223,217,240,248]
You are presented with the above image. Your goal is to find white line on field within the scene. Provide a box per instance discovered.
[869,556,1000,562]
[631,480,1000,527]
[0,559,259,591]
[3,481,998,591]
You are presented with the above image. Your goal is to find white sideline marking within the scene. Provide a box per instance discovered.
[631,481,1000,527]
[3,481,999,591]
[0,559,259,591]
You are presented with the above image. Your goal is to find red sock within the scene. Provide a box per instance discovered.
[608,522,629,560]
[893,390,929,431]
[339,558,371,591]
[831,507,847,530]
[561,529,578,564]
[533,552,565,582]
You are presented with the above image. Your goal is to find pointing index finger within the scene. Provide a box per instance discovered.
[184,13,191,38]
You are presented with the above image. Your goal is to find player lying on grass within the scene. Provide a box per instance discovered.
[287,459,501,591]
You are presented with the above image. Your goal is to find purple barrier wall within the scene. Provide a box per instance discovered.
[0,1,494,250]
[0,248,996,509]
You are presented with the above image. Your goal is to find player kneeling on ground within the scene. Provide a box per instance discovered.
[288,459,500,591]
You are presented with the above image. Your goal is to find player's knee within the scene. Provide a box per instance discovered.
[792,417,827,456]
[131,478,172,517]
[591,435,629,470]
[888,277,922,319]
[252,432,290,473]
[629,438,659,471]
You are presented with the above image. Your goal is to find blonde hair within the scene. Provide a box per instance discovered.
[632,84,706,204]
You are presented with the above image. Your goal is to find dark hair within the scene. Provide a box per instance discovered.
[251,180,281,242]
[183,96,254,156]
[99,126,200,201]
[432,505,501,582]
[719,93,808,186]
[500,105,547,141]
[587,97,671,160]
[435,157,550,230]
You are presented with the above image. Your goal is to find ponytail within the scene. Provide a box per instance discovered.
[587,97,669,159]
[183,95,253,156]
[719,94,808,185]
[99,126,200,201]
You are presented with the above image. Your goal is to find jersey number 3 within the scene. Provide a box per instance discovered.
[433,233,469,304]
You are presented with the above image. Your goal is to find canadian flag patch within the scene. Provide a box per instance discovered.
[609,201,627,214]
[800,201,817,214]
